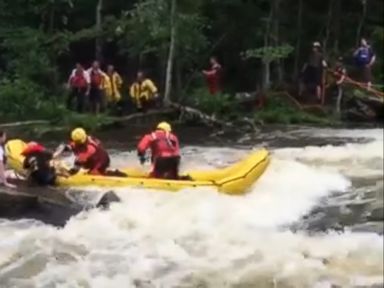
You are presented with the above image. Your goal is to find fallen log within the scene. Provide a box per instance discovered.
[169,102,234,128]
[107,108,176,123]
[0,120,50,128]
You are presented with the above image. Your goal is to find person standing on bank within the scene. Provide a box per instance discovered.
[0,131,16,188]
[300,42,327,102]
[353,38,376,90]
[87,61,107,114]
[105,65,123,106]
[67,63,90,113]
[202,56,222,95]
[130,71,159,112]
[332,57,347,114]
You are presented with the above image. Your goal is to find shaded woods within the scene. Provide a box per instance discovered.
[0,0,383,124]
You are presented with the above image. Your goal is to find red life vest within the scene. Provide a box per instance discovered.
[90,70,102,87]
[70,137,109,171]
[151,131,180,159]
[205,64,221,95]
[21,142,46,156]
[71,69,87,88]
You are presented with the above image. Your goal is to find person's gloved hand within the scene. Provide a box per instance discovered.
[139,155,146,165]
[68,162,81,175]
[137,151,146,164]
[68,168,78,175]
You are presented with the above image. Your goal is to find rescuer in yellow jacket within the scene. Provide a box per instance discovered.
[130,71,159,111]
[104,65,123,104]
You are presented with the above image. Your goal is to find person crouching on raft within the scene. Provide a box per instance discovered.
[137,122,180,180]
[21,142,58,186]
[54,128,110,175]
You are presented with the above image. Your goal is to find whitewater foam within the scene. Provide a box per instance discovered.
[0,128,383,287]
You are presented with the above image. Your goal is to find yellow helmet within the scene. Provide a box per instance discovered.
[71,128,87,144]
[157,122,171,132]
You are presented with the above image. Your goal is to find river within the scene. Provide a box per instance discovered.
[0,126,383,288]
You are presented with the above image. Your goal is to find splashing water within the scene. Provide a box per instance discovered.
[0,128,382,287]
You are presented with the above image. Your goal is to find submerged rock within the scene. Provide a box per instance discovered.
[0,188,121,227]
[95,191,121,209]
[350,222,384,235]
[367,204,384,222]
[0,189,38,217]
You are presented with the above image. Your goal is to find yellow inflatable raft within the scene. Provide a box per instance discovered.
[5,139,270,195]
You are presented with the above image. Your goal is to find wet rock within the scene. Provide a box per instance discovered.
[95,191,121,209]
[367,205,384,222]
[0,189,38,217]
[0,188,97,226]
[350,222,384,235]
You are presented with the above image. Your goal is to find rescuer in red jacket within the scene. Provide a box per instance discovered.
[137,122,180,179]
[54,128,110,175]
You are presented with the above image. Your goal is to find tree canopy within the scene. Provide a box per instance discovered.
[0,0,383,121]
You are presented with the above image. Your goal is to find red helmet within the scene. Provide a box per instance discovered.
[21,142,45,156]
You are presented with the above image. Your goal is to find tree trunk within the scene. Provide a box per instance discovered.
[95,0,103,61]
[48,2,55,33]
[356,0,367,45]
[323,0,334,55]
[164,0,177,106]
[175,59,182,102]
[293,0,303,78]
[273,0,283,84]
[333,0,341,54]
[262,60,271,91]
[262,0,274,91]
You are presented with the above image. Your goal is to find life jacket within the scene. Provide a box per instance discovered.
[149,130,180,160]
[105,72,122,102]
[90,69,103,88]
[130,79,158,101]
[71,69,87,88]
[204,64,221,95]
[355,47,372,66]
[70,137,109,170]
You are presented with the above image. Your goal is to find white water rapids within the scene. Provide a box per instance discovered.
[0,128,383,287]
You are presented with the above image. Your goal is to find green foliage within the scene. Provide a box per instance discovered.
[188,87,236,117]
[0,78,66,122]
[254,94,335,125]
[57,113,116,132]
[117,0,208,66]
[0,0,382,126]
[243,44,294,63]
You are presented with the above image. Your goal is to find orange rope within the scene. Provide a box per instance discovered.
[327,68,384,98]
[269,91,325,112]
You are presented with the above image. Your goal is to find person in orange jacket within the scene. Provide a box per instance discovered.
[54,128,110,175]
[137,122,180,179]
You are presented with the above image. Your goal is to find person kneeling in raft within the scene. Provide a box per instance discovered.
[137,122,181,180]
[21,142,69,186]
[54,128,126,177]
